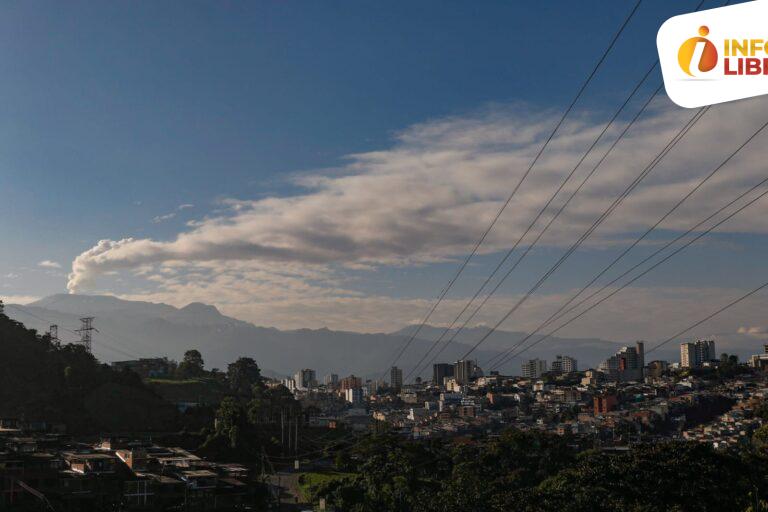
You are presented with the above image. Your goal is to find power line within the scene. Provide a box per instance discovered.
[492,152,768,369]
[381,0,644,376]
[407,0,716,381]
[494,183,768,368]
[406,75,662,382]
[486,121,768,369]
[455,105,711,363]
[647,281,768,355]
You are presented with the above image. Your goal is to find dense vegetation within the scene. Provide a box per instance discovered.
[0,302,177,433]
[311,430,768,512]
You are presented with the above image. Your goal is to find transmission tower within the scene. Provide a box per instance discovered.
[49,325,59,344]
[75,317,96,354]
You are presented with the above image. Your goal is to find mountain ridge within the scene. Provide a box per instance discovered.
[5,294,685,378]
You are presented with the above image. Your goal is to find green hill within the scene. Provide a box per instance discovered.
[0,302,178,433]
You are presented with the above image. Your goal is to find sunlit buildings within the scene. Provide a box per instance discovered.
[550,355,577,374]
[598,341,644,382]
[680,339,717,369]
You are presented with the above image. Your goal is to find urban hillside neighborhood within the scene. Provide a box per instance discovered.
[3,299,768,510]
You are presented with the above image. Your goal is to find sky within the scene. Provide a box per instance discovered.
[3,0,768,353]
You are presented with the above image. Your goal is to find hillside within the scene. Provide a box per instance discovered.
[0,303,177,433]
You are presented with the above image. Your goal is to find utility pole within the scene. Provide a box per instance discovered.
[294,412,299,456]
[75,317,96,354]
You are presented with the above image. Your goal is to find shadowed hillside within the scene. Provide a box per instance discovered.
[0,301,177,433]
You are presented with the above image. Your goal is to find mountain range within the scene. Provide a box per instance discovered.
[3,294,700,378]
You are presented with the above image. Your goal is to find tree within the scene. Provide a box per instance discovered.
[227,357,264,397]
[177,349,205,378]
[0,312,178,434]
[754,425,768,452]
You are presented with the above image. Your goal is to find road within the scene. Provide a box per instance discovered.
[268,472,313,511]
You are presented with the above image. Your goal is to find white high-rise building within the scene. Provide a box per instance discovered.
[293,368,317,390]
[550,355,578,374]
[345,387,363,405]
[521,358,547,379]
[281,378,297,392]
[680,339,716,368]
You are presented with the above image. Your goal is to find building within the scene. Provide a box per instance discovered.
[580,369,602,387]
[293,369,317,390]
[748,345,768,369]
[521,358,547,379]
[646,360,669,378]
[345,388,363,405]
[594,394,618,415]
[0,435,254,511]
[444,378,463,393]
[340,375,362,391]
[454,360,476,385]
[324,374,339,387]
[390,366,403,392]
[550,355,577,374]
[364,379,383,395]
[281,378,297,392]
[432,363,454,386]
[599,341,644,382]
[680,339,717,368]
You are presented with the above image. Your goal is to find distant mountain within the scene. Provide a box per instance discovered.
[393,324,623,352]
[6,294,720,379]
[6,295,507,379]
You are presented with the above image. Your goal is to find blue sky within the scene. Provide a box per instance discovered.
[3,0,768,350]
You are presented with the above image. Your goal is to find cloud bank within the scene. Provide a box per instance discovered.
[66,97,768,334]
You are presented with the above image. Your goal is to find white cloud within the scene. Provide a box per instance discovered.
[66,97,768,333]
[38,260,62,269]
[152,204,195,223]
[3,273,20,279]
[737,326,768,337]
[152,212,177,223]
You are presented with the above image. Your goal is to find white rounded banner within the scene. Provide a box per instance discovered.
[657,0,768,108]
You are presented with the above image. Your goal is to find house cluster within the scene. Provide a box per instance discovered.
[283,339,768,448]
[0,424,257,511]
[681,381,768,449]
